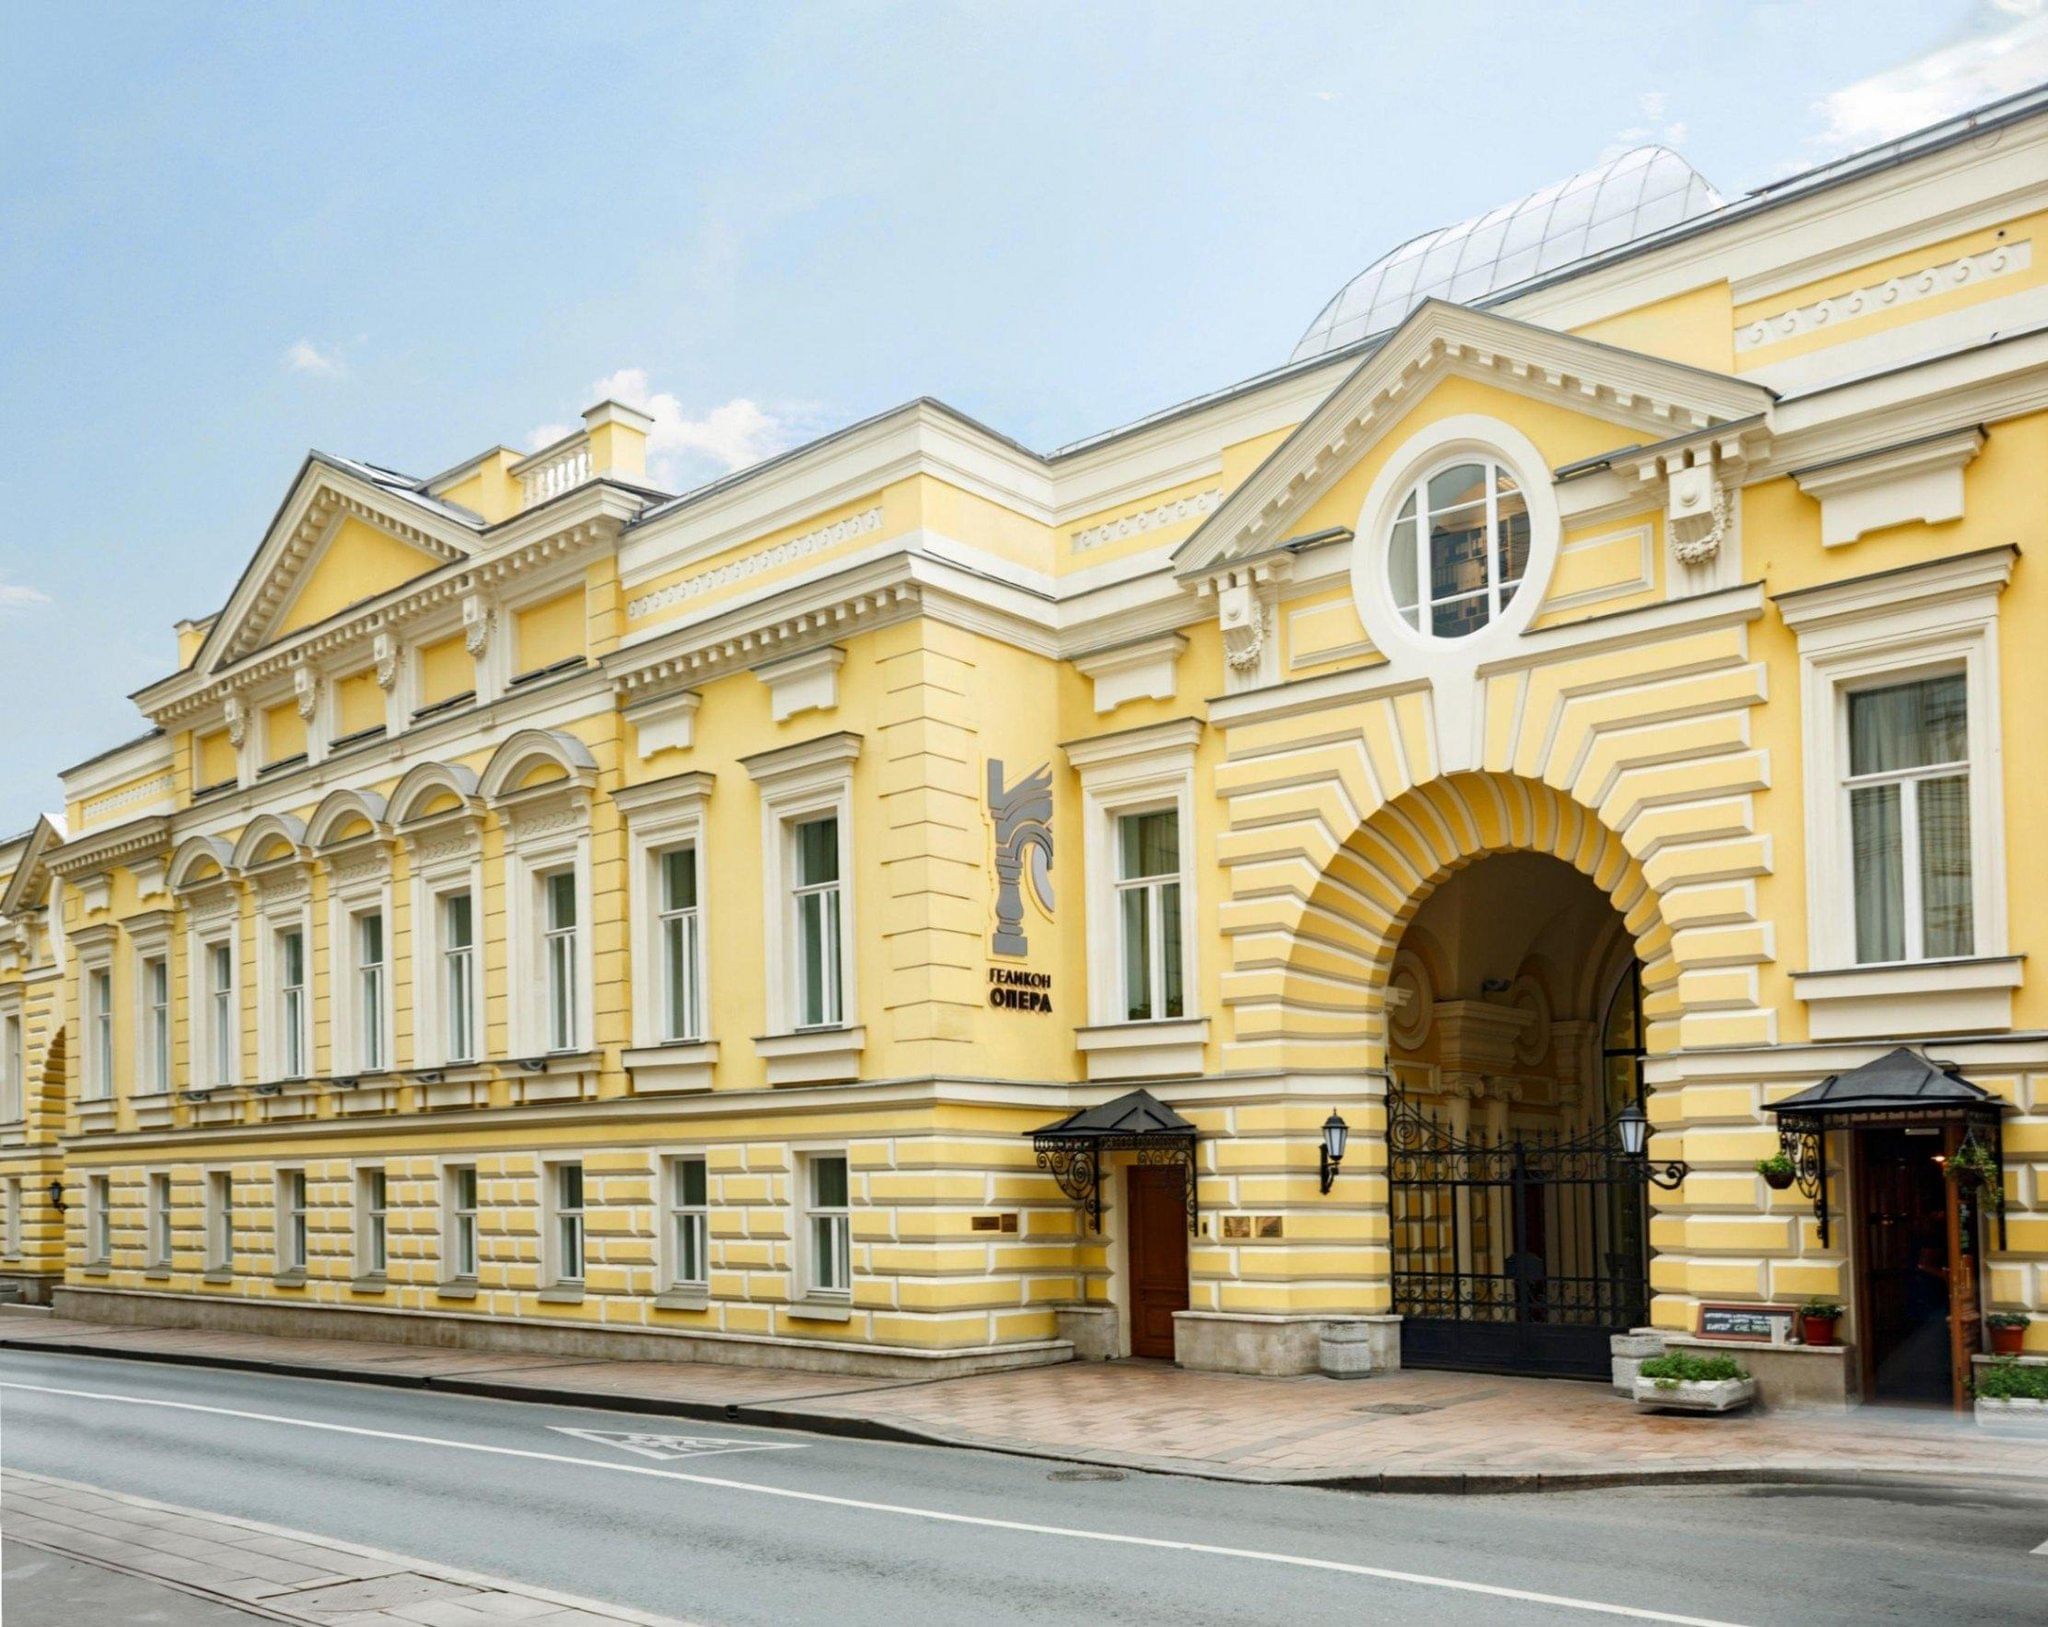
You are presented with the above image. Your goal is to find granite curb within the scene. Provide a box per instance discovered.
[9,1326,2048,1499]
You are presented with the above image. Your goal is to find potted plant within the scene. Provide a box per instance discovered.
[1973,1356,2048,1436]
[1633,1350,1756,1414]
[1755,1153,1796,1191]
[1946,1139,2002,1209]
[1799,1298,1843,1346]
[1987,1311,2030,1356]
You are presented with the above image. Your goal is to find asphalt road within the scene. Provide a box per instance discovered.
[1,1348,2042,1627]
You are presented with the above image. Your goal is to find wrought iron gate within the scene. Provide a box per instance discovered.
[1388,1091,1652,1378]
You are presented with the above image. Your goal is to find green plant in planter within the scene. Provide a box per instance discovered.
[1973,1358,2048,1402]
[1638,1352,1750,1389]
[1755,1153,1796,1190]
[1801,1298,1844,1319]
[1987,1311,2031,1329]
[1946,1139,2004,1210]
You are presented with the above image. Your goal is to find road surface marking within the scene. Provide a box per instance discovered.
[0,1378,1750,1627]
[548,1426,806,1461]
[2033,1536,2047,1557]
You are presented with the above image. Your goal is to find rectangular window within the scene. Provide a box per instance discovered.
[205,1170,234,1273]
[1115,810,1184,1022]
[357,912,387,1072]
[445,1165,478,1279]
[356,1167,388,1276]
[792,818,841,1029]
[667,1156,708,1288]
[277,1169,307,1273]
[278,928,307,1079]
[544,871,579,1052]
[442,893,477,1064]
[146,1172,172,1268]
[86,1173,111,1264]
[4,1176,22,1256]
[1846,673,1973,964]
[88,968,113,1098]
[144,956,169,1092]
[552,1162,584,1283]
[2,1012,22,1120]
[660,847,702,1042]
[208,943,235,1085]
[804,1153,850,1297]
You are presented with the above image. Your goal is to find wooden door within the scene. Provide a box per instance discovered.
[1944,1125,1984,1413]
[1126,1164,1190,1361]
[1854,1127,1954,1405]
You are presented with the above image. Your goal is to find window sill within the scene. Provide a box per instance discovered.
[1791,955,2021,1041]
[653,1287,710,1312]
[624,1040,719,1095]
[272,1270,307,1287]
[349,1274,390,1294]
[201,1269,233,1285]
[538,1284,585,1305]
[129,1093,176,1130]
[143,1267,171,1282]
[753,1026,865,1087]
[436,1278,479,1301]
[81,1263,110,1278]
[1073,1017,1210,1081]
[787,1298,853,1323]
[76,1102,118,1135]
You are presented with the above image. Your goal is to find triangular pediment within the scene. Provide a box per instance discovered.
[196,453,484,672]
[1,815,65,920]
[1174,300,1775,578]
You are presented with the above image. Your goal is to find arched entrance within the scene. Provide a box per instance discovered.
[1383,852,1659,1377]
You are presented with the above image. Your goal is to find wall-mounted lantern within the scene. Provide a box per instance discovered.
[1319,1111,1349,1194]
[46,1179,64,1214]
[1618,1101,1690,1190]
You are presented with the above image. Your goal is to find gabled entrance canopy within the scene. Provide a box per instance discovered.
[1768,1047,2010,1247]
[1029,1089,1198,1235]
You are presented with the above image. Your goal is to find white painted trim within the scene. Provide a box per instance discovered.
[615,772,716,1050]
[1790,956,2022,1041]
[1542,522,1655,614]
[1070,633,1187,714]
[1792,427,1983,548]
[744,733,862,1039]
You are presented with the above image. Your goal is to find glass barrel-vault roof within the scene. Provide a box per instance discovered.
[1290,147,1724,363]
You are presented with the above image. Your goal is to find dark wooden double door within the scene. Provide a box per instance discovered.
[1854,1125,1982,1410]
[1126,1165,1189,1360]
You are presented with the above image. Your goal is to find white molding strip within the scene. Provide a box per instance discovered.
[627,506,884,621]
[1736,239,2032,352]
[1071,488,1220,552]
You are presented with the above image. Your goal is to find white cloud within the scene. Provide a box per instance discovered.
[1600,90,1691,163]
[0,574,52,611]
[284,339,346,378]
[1804,5,2048,161]
[530,367,804,488]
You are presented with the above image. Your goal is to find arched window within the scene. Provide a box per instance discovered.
[1600,960,1645,1117]
[1387,459,1531,639]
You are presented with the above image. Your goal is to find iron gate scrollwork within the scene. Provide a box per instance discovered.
[1389,1090,1655,1378]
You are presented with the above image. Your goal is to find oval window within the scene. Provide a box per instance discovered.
[1387,460,1531,639]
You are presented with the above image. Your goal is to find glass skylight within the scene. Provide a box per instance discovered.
[1290,147,1724,362]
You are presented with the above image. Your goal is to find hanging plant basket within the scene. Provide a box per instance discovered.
[1756,1154,1796,1191]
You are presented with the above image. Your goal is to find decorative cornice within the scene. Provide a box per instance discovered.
[1071,488,1220,552]
[1737,238,2032,352]
[626,505,884,621]
[45,817,172,879]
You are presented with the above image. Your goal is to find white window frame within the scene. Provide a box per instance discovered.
[745,734,860,1037]
[136,944,171,1096]
[355,1165,389,1279]
[87,965,114,1100]
[263,919,311,1082]
[356,909,390,1073]
[618,773,714,1051]
[0,1003,22,1124]
[194,930,239,1089]
[442,1162,479,1281]
[541,869,580,1053]
[1788,552,2009,972]
[500,807,594,1060]
[275,1167,308,1275]
[407,819,485,1069]
[204,1168,234,1274]
[85,1172,111,1265]
[798,1149,852,1300]
[544,1159,586,1286]
[1112,806,1188,1024]
[663,1152,709,1291]
[1067,719,1203,1029]
[327,860,395,1077]
[145,1171,172,1269]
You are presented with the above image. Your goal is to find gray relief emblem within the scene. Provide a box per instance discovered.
[986,759,1053,957]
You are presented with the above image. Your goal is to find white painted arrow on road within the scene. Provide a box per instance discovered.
[547,1426,807,1461]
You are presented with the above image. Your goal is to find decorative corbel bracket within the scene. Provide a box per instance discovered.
[1194,553,1293,691]
[462,593,494,657]
[292,659,318,720]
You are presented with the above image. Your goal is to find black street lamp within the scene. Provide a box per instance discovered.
[1319,1111,1349,1194]
[46,1179,64,1214]
[1618,1101,1690,1190]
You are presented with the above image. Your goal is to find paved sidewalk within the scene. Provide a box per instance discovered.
[4,1307,2043,1494]
[0,1469,687,1625]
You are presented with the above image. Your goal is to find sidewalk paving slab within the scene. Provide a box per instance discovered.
[6,1306,2044,1495]
[0,1470,688,1626]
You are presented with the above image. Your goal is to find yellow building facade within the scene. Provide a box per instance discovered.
[5,101,2046,1403]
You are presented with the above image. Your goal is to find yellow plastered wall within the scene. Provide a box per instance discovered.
[275,519,443,638]
[334,671,384,737]
[432,450,523,524]
[1573,281,1734,373]
[513,588,587,676]
[193,730,235,789]
[261,701,306,765]
[416,634,472,706]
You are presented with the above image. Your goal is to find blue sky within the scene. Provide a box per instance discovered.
[3,0,2044,833]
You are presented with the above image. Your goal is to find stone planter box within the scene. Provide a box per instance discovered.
[1974,1396,2048,1436]
[1633,1374,1757,1414]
